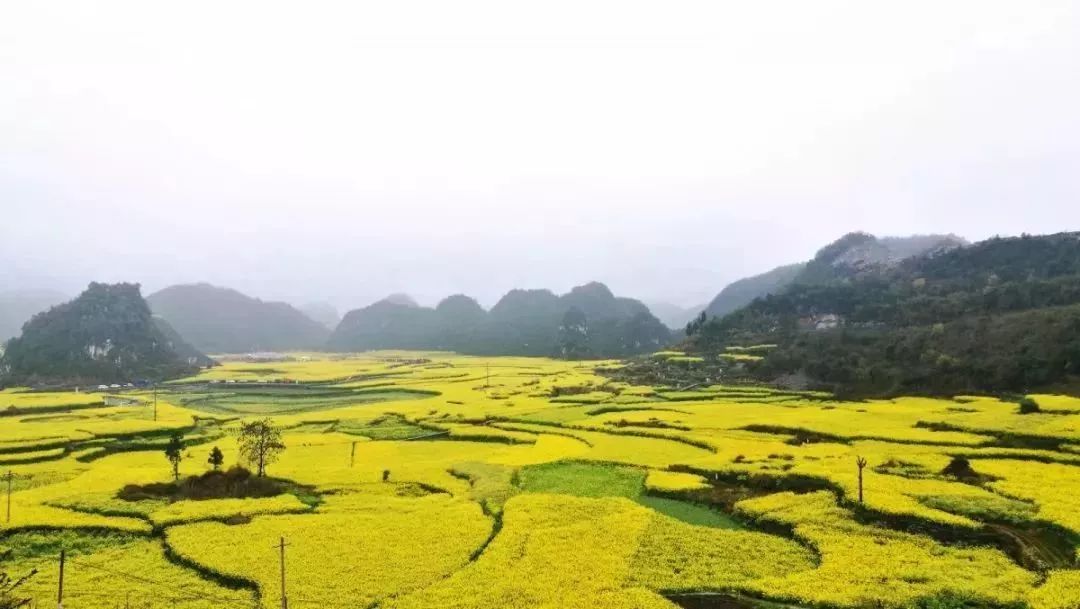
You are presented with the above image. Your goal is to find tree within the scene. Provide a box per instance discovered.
[164,432,183,481]
[685,311,708,336]
[0,550,35,609]
[207,446,224,470]
[237,418,285,477]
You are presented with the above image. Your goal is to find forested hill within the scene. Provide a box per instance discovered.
[0,282,211,386]
[328,281,671,357]
[703,233,966,319]
[148,283,330,354]
[690,232,1080,396]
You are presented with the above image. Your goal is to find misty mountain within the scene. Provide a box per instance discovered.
[328,282,670,357]
[704,263,806,318]
[703,233,966,318]
[299,302,341,330]
[691,232,1080,396]
[0,282,210,385]
[147,283,330,354]
[0,289,67,342]
[646,301,704,330]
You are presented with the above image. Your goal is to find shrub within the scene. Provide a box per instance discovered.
[1017,397,1041,414]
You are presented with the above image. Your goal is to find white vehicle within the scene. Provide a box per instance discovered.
[97,384,109,390]
[109,384,121,389]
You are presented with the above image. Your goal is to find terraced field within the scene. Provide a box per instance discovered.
[1,353,1078,609]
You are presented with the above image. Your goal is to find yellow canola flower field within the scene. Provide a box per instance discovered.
[736,491,1038,608]
[388,493,814,609]
[1,352,1078,609]
[167,493,492,608]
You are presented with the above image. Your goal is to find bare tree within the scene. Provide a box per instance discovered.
[237,418,285,477]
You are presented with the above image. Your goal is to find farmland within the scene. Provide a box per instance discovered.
[1,352,1078,609]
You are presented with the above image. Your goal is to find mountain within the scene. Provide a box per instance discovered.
[328,282,671,358]
[0,289,67,342]
[646,301,704,330]
[704,264,806,319]
[326,297,438,351]
[703,233,967,318]
[691,232,1080,396]
[0,282,211,386]
[299,302,340,330]
[147,283,330,354]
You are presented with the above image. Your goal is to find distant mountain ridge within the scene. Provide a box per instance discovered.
[0,289,68,342]
[299,302,340,330]
[691,232,1080,396]
[646,301,706,330]
[329,281,671,357]
[704,233,966,318]
[148,283,330,354]
[0,282,211,385]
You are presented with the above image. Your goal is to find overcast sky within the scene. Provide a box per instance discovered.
[3,1,1079,311]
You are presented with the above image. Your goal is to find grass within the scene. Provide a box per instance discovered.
[517,461,744,528]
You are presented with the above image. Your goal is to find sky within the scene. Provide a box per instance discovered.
[3,1,1079,312]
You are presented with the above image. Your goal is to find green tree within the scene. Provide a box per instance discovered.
[207,446,225,470]
[0,549,35,609]
[164,432,183,481]
[685,311,708,336]
[237,418,285,477]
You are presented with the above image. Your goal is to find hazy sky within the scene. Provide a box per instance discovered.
[3,1,1079,311]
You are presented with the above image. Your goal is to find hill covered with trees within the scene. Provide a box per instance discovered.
[690,232,1080,396]
[0,282,211,386]
[703,233,965,319]
[328,282,671,358]
[148,284,330,354]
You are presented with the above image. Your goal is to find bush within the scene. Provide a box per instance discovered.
[1017,397,1041,414]
[118,466,291,501]
[941,456,979,480]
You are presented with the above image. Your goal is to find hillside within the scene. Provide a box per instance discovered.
[328,281,670,357]
[703,233,966,319]
[0,282,210,385]
[691,232,1080,396]
[147,284,330,354]
[0,289,67,342]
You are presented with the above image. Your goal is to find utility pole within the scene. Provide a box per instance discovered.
[856,456,868,503]
[279,536,288,609]
[57,549,65,609]
[4,470,12,523]
[485,362,490,389]
[153,384,158,422]
[350,441,357,468]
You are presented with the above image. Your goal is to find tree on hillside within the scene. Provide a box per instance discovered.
[237,418,285,477]
[685,311,707,336]
[165,432,184,481]
[207,446,225,470]
[0,550,36,609]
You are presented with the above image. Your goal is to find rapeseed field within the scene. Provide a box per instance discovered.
[1,352,1077,609]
